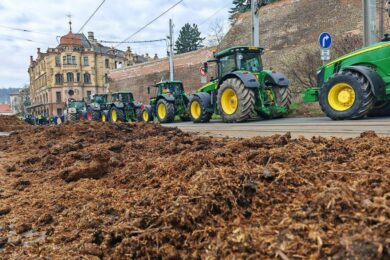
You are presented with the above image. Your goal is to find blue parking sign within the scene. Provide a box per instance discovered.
[319,32,332,49]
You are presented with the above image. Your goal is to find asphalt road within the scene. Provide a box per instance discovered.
[164,117,390,138]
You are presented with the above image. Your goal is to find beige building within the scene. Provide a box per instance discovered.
[28,24,156,116]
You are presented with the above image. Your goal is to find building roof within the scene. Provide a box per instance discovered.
[60,31,82,46]
[0,104,11,113]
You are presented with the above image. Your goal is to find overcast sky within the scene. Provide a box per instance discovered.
[0,0,232,88]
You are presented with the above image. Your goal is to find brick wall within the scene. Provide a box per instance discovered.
[109,48,214,102]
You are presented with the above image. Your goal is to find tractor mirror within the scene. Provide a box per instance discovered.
[203,62,208,73]
[147,86,150,95]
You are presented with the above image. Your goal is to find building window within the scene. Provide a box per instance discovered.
[77,73,80,82]
[104,73,109,84]
[84,73,91,84]
[66,55,72,65]
[57,108,62,116]
[105,59,109,68]
[67,72,74,82]
[83,57,89,66]
[55,74,63,85]
[87,91,92,100]
[72,56,76,65]
[56,91,62,103]
[64,55,76,65]
[55,56,61,66]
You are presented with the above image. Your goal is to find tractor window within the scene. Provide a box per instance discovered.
[220,54,236,76]
[120,94,132,103]
[237,52,262,72]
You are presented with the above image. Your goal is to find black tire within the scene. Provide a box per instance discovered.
[156,99,175,123]
[267,86,292,119]
[319,71,374,120]
[101,110,109,122]
[190,95,212,123]
[136,108,143,122]
[217,78,255,123]
[109,107,125,123]
[91,110,101,121]
[367,101,390,117]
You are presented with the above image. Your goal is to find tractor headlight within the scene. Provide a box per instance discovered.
[69,108,77,114]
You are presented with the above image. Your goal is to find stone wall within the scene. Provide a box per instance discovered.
[109,48,214,102]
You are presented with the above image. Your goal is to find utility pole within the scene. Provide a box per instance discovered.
[168,19,175,81]
[362,0,377,46]
[251,0,260,47]
[380,0,384,40]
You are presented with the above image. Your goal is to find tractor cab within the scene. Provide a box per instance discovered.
[92,94,108,104]
[68,99,87,110]
[112,92,134,105]
[155,81,185,98]
[204,46,264,78]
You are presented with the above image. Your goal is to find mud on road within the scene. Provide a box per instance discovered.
[0,119,389,259]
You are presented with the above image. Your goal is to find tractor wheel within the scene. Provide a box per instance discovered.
[268,86,292,119]
[67,113,78,122]
[190,95,212,123]
[156,99,175,123]
[110,107,125,123]
[367,101,390,117]
[319,71,374,120]
[138,107,153,122]
[217,78,255,123]
[101,110,109,122]
[86,110,93,121]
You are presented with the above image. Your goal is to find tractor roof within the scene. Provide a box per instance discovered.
[154,80,183,87]
[112,92,133,94]
[214,46,264,59]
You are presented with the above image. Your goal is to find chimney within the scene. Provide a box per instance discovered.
[37,48,41,54]
[30,56,33,62]
[88,32,95,42]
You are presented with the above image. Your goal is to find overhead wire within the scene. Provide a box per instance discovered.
[115,0,184,48]
[77,0,107,33]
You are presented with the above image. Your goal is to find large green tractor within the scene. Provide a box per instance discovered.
[86,94,108,121]
[303,37,390,119]
[101,92,143,123]
[189,46,291,123]
[141,81,191,123]
[65,99,87,122]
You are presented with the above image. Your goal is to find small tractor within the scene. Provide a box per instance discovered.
[303,35,390,120]
[65,99,87,122]
[87,94,108,121]
[101,92,143,123]
[141,81,191,123]
[189,46,291,123]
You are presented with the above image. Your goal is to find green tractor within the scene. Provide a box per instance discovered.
[65,99,87,122]
[86,94,108,121]
[189,46,291,123]
[141,81,191,123]
[303,36,390,119]
[101,92,143,123]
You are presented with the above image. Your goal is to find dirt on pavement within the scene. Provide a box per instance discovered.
[0,121,389,259]
[0,116,31,132]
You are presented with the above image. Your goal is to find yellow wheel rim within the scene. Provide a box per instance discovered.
[328,83,356,111]
[102,114,106,122]
[111,110,117,122]
[191,100,201,119]
[221,88,238,115]
[157,103,167,119]
[142,110,149,122]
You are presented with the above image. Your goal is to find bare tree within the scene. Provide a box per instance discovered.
[207,19,226,47]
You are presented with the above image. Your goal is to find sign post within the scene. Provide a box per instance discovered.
[319,32,332,63]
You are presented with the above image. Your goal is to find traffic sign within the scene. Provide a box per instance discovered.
[321,49,331,61]
[319,32,332,49]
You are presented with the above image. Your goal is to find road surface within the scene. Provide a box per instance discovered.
[164,117,390,138]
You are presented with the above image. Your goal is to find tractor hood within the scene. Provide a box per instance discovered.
[323,41,390,69]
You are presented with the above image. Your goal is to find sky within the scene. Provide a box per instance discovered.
[0,0,232,88]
